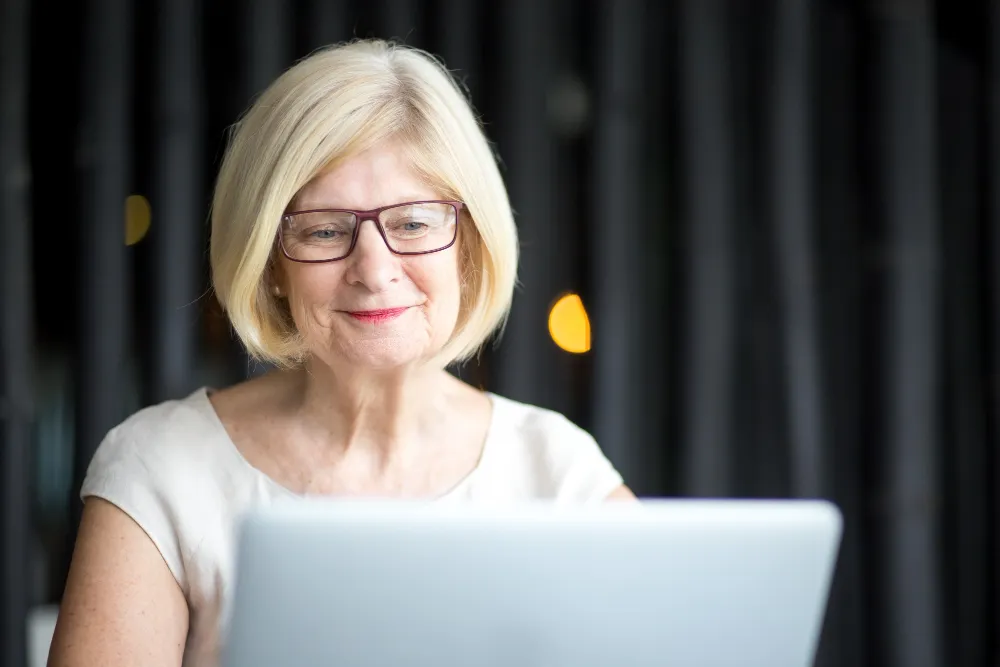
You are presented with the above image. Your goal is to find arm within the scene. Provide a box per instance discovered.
[605,484,638,501]
[47,497,189,667]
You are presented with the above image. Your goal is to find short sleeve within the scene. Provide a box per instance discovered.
[549,423,625,504]
[80,424,188,593]
[491,394,627,503]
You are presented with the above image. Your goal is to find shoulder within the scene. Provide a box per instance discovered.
[79,388,239,592]
[85,388,230,482]
[484,393,624,503]
[489,394,593,453]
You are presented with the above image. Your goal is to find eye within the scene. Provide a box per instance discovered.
[386,219,431,236]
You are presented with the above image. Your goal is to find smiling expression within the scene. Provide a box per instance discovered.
[275,142,463,371]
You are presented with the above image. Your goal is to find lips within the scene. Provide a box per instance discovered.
[345,307,410,324]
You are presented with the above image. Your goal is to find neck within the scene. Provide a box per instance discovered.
[284,359,450,461]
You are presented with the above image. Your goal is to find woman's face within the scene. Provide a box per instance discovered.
[276,142,463,371]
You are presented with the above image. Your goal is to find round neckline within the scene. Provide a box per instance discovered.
[192,386,500,501]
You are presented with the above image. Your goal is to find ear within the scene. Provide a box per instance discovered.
[267,257,287,299]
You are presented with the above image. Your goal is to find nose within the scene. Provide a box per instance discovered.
[342,218,400,292]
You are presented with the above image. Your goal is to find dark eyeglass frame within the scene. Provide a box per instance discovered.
[278,200,464,264]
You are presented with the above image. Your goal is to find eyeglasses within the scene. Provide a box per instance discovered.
[279,200,463,263]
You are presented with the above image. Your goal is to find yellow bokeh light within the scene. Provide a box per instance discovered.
[548,292,591,354]
[124,194,151,246]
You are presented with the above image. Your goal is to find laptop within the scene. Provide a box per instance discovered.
[222,499,842,667]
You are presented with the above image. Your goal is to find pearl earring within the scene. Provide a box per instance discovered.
[272,284,283,297]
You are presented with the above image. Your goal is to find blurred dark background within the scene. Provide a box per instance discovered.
[2,0,997,666]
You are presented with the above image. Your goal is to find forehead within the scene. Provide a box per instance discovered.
[291,142,439,211]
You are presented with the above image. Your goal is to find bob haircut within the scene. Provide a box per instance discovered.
[210,39,518,368]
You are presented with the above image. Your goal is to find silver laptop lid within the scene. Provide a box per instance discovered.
[223,499,842,667]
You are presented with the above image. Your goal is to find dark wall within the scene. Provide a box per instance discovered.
[2,1,997,666]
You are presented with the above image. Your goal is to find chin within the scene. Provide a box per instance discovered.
[332,338,436,371]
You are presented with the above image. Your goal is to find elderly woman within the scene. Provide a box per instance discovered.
[48,39,632,667]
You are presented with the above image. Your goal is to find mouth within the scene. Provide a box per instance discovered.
[344,307,410,324]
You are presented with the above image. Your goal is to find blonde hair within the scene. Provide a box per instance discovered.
[210,39,518,368]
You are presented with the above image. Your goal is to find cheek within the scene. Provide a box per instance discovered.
[408,254,462,315]
[285,258,341,293]
[283,265,344,323]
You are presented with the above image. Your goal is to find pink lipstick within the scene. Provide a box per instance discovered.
[346,307,409,324]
